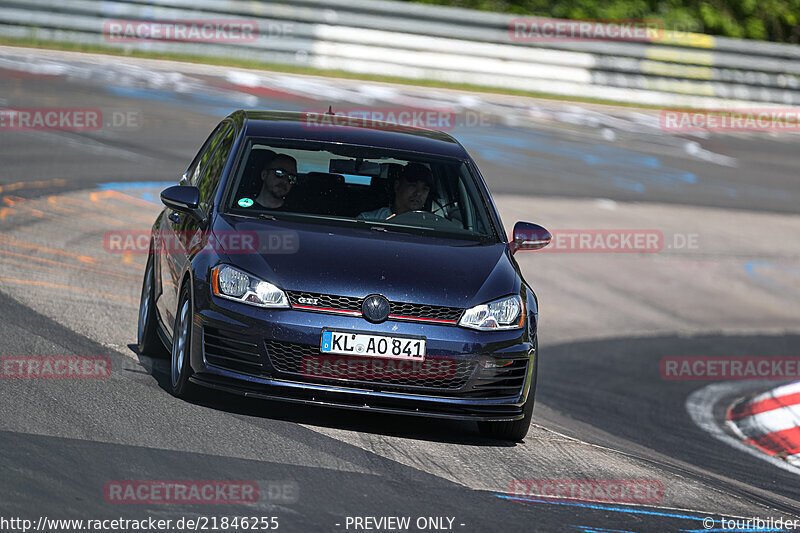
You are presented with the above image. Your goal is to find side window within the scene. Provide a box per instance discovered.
[185,122,228,186]
[197,125,236,213]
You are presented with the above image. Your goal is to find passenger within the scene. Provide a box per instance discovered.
[357,163,432,220]
[253,153,298,209]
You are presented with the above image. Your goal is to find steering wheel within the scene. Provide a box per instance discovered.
[389,210,462,229]
[431,200,459,217]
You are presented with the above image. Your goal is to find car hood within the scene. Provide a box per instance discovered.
[213,215,520,308]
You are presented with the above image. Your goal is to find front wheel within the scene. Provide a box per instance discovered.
[477,392,535,442]
[170,282,196,398]
[137,250,168,358]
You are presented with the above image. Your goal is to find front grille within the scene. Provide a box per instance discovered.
[265,339,475,391]
[287,291,361,312]
[462,359,528,398]
[389,302,461,321]
[285,291,463,323]
[204,327,264,373]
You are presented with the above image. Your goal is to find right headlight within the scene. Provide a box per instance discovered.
[459,295,524,331]
[211,265,289,308]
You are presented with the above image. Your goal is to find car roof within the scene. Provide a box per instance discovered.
[235,110,469,159]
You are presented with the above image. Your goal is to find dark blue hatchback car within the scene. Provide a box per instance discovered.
[137,110,551,441]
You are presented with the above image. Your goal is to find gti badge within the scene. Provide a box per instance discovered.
[362,294,390,323]
[298,297,319,305]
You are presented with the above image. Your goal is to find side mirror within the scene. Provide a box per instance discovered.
[160,185,206,225]
[510,222,551,254]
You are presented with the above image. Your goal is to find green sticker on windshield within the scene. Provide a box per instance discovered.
[238,198,254,208]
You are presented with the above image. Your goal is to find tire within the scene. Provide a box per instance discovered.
[478,392,535,442]
[478,339,538,442]
[169,282,196,398]
[137,250,168,358]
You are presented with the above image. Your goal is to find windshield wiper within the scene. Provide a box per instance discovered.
[368,224,417,235]
[228,212,282,221]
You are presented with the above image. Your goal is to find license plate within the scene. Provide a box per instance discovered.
[320,330,426,360]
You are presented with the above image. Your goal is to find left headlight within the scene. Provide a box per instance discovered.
[211,265,289,308]
[459,295,524,331]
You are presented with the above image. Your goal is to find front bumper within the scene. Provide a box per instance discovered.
[188,296,537,422]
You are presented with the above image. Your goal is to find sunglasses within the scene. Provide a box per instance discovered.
[268,168,298,184]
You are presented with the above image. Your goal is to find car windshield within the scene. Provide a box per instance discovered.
[223,138,497,241]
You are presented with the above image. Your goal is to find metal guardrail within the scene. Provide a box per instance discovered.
[0,0,797,107]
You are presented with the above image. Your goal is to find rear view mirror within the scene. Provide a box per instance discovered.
[329,158,381,176]
[510,222,551,254]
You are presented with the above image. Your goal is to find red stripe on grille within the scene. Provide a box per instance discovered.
[291,304,459,324]
[389,314,458,324]
[292,305,362,316]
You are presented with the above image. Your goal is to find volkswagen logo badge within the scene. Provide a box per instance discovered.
[362,294,390,323]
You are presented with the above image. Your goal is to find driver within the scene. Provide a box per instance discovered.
[357,162,432,221]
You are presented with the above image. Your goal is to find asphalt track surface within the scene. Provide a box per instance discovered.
[1,47,800,532]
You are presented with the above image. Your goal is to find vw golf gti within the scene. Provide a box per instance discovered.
[137,110,551,441]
